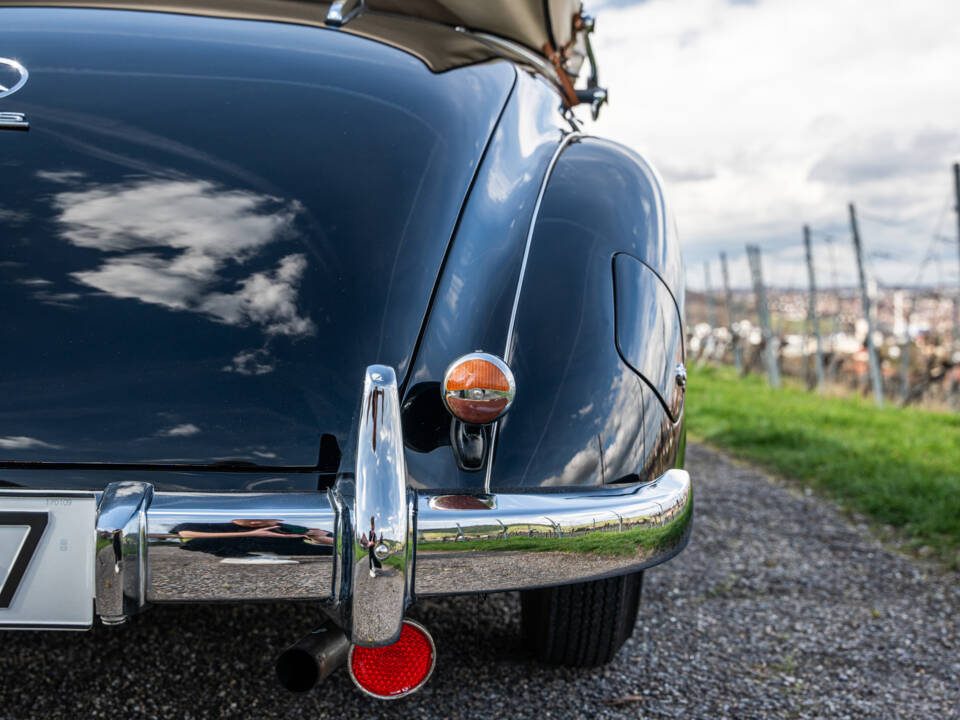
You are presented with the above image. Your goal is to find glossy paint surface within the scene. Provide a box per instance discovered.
[490,138,685,490]
[0,9,685,496]
[401,71,570,492]
[613,253,684,420]
[0,8,514,481]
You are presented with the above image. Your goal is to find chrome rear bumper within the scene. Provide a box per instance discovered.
[18,366,693,644]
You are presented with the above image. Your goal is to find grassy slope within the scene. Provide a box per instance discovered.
[687,364,960,567]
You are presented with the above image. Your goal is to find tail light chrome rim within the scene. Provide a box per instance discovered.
[441,352,516,425]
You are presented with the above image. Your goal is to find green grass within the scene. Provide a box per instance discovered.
[687,364,960,567]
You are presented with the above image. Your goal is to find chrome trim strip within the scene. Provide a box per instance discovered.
[95,481,152,624]
[0,111,28,131]
[349,365,411,646]
[484,131,581,493]
[462,30,563,88]
[329,486,349,611]
[504,132,582,364]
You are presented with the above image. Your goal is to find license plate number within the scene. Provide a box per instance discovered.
[0,493,96,629]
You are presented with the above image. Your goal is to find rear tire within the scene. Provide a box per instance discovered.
[520,571,643,667]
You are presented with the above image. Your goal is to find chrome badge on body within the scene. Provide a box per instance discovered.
[0,58,28,98]
[0,58,29,131]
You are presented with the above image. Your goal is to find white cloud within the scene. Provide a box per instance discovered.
[587,0,960,289]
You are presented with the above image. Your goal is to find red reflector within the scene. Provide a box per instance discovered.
[349,620,436,699]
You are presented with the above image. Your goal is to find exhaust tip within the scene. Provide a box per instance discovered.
[276,646,322,693]
[276,623,350,693]
[348,619,436,700]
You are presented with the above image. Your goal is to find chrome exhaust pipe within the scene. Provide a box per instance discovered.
[276,622,350,693]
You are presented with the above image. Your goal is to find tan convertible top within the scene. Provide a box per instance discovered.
[0,0,585,62]
[359,0,594,106]
[364,0,583,55]
[0,0,601,109]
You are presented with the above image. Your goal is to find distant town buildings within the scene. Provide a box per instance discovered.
[687,286,960,407]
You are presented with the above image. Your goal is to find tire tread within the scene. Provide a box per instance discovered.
[520,572,642,667]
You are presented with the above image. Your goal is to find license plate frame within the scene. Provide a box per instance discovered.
[0,491,97,630]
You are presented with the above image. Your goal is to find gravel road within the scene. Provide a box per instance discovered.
[1,442,957,719]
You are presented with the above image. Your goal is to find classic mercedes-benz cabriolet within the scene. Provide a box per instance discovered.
[0,0,690,699]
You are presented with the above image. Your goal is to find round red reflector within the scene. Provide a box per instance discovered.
[348,620,436,699]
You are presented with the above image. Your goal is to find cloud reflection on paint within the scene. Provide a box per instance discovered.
[222,348,276,376]
[0,207,28,224]
[158,423,201,437]
[0,435,62,450]
[49,177,315,338]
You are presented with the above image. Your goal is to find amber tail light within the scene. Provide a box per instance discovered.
[441,352,516,425]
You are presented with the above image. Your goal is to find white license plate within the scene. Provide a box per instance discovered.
[0,492,96,629]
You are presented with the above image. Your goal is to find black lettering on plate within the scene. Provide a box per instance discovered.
[0,512,49,608]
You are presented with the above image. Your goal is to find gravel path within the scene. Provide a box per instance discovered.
[1,442,957,719]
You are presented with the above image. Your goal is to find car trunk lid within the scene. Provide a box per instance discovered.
[0,7,515,469]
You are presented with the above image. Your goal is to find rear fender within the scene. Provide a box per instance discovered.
[490,138,685,490]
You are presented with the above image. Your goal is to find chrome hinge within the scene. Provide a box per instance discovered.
[326,0,363,27]
[675,363,688,388]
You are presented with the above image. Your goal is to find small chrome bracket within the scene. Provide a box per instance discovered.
[95,481,153,625]
[576,87,607,122]
[325,0,363,27]
[591,88,608,121]
[675,363,688,389]
[0,112,28,131]
[343,365,412,646]
[574,13,608,120]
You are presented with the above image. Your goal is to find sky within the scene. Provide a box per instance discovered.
[584,0,960,290]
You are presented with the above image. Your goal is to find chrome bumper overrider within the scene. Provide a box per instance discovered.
[88,366,691,644]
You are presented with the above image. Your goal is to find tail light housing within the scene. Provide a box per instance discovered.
[441,352,516,425]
